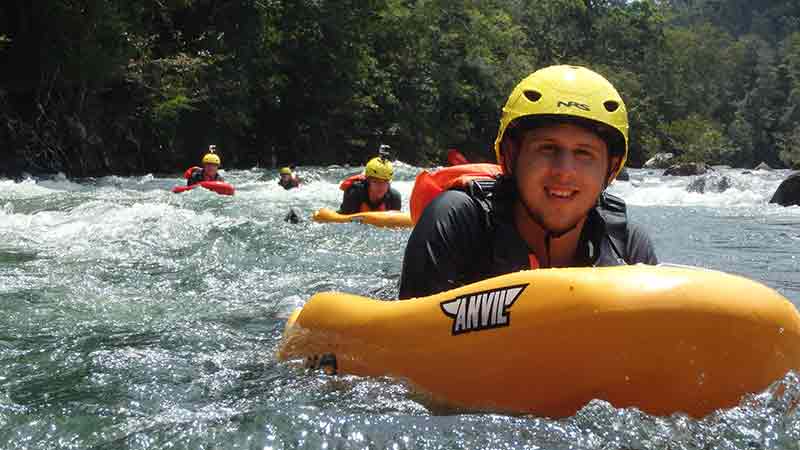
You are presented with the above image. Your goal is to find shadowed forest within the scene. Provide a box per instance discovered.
[2,0,800,176]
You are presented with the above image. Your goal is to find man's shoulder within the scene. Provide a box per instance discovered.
[625,221,655,246]
[346,179,368,192]
[624,221,658,265]
[421,190,489,223]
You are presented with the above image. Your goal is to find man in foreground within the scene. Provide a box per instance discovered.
[399,65,657,299]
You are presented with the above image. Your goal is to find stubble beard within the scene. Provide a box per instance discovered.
[516,187,590,238]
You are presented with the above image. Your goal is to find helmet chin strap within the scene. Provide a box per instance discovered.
[514,177,583,269]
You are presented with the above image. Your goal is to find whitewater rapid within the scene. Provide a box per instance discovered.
[2,164,800,449]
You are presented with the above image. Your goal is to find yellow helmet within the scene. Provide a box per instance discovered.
[202,152,221,166]
[493,65,628,180]
[365,157,393,181]
[279,167,292,175]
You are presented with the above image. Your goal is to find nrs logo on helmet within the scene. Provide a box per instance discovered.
[557,101,591,111]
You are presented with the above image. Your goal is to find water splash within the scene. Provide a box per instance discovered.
[2,166,800,449]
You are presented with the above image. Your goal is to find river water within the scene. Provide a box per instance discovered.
[2,165,800,449]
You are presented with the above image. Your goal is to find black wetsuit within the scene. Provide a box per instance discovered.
[187,168,223,186]
[339,180,402,214]
[278,177,300,190]
[398,178,657,299]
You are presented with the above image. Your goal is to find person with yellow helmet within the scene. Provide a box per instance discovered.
[338,153,402,214]
[185,145,225,186]
[398,65,657,299]
[278,166,301,190]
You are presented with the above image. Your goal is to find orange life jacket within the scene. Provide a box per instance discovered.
[447,149,469,166]
[409,163,504,224]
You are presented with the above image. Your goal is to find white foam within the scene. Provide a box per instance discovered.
[609,168,796,210]
[0,177,56,198]
[0,192,226,260]
[2,166,798,234]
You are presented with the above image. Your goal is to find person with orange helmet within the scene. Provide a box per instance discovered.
[399,65,657,299]
[185,145,225,186]
[338,151,401,214]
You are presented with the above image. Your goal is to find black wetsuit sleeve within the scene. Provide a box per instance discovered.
[626,223,658,265]
[388,188,402,211]
[339,185,365,214]
[398,191,489,299]
[187,169,202,186]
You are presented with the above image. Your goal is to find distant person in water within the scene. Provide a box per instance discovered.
[185,145,224,186]
[278,167,301,190]
[338,155,401,214]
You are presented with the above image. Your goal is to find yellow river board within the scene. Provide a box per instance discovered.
[312,207,413,228]
[278,264,800,418]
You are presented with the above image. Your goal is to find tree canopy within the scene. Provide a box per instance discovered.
[2,0,800,175]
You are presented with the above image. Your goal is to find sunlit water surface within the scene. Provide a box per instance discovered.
[2,165,800,449]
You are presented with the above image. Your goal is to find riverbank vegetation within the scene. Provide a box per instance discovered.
[2,0,800,176]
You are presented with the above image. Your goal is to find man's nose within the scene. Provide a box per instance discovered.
[551,150,577,174]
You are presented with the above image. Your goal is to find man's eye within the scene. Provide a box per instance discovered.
[576,149,596,159]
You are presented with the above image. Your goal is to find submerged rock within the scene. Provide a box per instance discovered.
[687,173,731,194]
[755,162,773,171]
[644,152,674,169]
[664,162,710,176]
[769,173,800,206]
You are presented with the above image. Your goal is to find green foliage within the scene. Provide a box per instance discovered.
[153,94,195,122]
[3,0,800,174]
[726,114,756,167]
[778,126,800,168]
[662,114,732,164]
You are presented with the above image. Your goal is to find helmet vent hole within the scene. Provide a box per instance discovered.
[604,101,620,112]
[524,90,542,102]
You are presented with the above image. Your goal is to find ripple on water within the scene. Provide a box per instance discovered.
[2,168,800,449]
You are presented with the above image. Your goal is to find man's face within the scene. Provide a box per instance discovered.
[510,122,614,235]
[203,163,219,177]
[280,173,291,182]
[367,177,390,203]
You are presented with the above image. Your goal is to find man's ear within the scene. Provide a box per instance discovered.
[607,156,622,184]
[499,138,517,175]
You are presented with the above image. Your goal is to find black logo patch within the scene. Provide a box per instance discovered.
[440,284,527,335]
[557,101,591,111]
